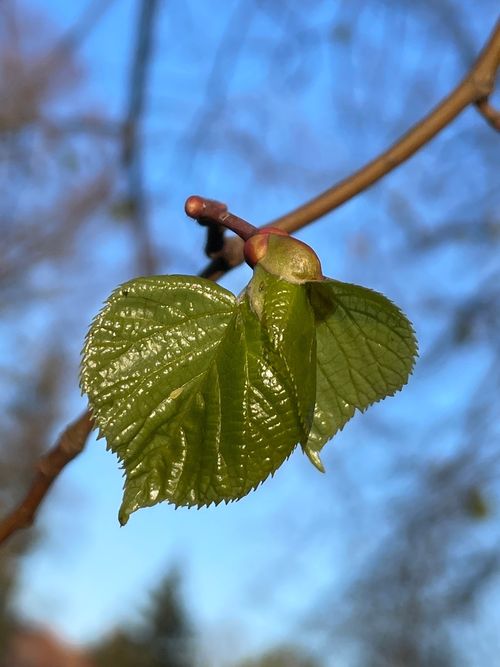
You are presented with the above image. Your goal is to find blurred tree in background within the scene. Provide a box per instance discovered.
[0,353,67,658]
[0,0,115,661]
[93,569,194,667]
[234,645,322,667]
[0,1,499,666]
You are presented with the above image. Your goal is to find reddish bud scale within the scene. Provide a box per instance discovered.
[244,228,324,283]
[243,228,289,268]
[184,196,323,282]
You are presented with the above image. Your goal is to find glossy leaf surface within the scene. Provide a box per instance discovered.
[81,268,417,521]
[249,265,316,445]
[81,276,307,523]
[304,279,417,457]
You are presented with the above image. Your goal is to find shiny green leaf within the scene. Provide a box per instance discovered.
[81,264,417,522]
[81,276,307,522]
[248,265,316,445]
[304,279,417,457]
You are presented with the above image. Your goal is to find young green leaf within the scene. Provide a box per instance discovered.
[248,264,317,445]
[304,279,417,460]
[81,276,309,523]
[81,205,417,522]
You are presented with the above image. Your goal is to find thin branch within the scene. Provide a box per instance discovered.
[0,412,93,547]
[200,18,500,280]
[272,18,500,233]
[185,195,258,240]
[121,0,160,275]
[51,0,117,56]
[177,0,254,172]
[40,115,124,139]
[0,0,161,549]
[203,223,226,258]
[475,96,500,130]
[1,16,498,548]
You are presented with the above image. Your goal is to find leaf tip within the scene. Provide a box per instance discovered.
[118,506,130,526]
[303,446,326,473]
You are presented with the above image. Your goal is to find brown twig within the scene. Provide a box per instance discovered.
[50,0,117,57]
[200,18,500,280]
[121,0,160,275]
[176,0,254,172]
[185,195,258,241]
[475,97,500,130]
[0,1,160,549]
[0,412,94,546]
[204,223,226,258]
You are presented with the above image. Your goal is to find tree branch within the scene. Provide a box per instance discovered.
[0,0,162,549]
[200,18,500,280]
[0,412,93,546]
[51,0,117,57]
[475,96,500,130]
[1,17,498,547]
[185,195,258,241]
[121,0,160,275]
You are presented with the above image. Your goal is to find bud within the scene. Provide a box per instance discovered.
[244,228,323,283]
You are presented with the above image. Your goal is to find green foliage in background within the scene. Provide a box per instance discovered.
[235,645,323,667]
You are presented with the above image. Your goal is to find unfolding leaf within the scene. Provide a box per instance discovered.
[81,276,307,522]
[304,279,417,456]
[249,265,316,444]
[81,237,417,522]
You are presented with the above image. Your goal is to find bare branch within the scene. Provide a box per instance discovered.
[0,412,94,547]
[271,17,499,233]
[200,18,500,280]
[0,1,161,548]
[177,0,254,171]
[121,0,160,275]
[185,195,258,241]
[475,96,500,130]
[50,0,117,57]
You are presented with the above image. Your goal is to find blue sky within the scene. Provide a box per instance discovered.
[4,1,500,664]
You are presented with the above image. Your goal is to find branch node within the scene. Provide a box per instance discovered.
[475,97,500,131]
